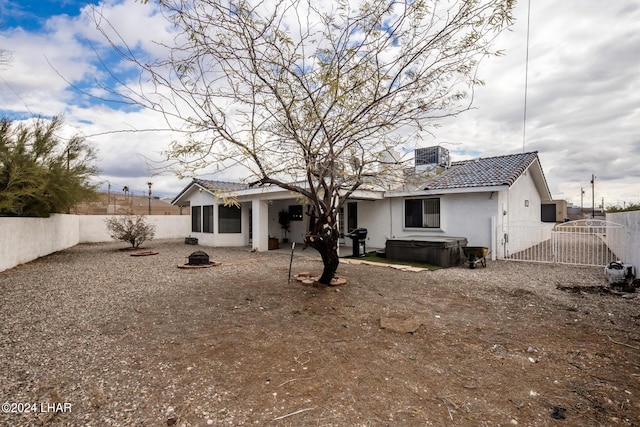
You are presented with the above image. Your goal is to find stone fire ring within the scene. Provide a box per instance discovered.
[295,271,347,286]
[130,250,159,257]
[177,262,222,269]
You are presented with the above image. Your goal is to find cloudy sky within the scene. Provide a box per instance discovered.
[1,0,638,206]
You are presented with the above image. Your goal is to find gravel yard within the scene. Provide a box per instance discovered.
[1,239,639,426]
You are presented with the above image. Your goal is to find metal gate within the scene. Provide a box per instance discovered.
[502,219,627,266]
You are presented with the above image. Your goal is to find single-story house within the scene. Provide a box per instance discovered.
[171,148,553,261]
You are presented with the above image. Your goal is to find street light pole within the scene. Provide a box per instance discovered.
[590,174,595,218]
[147,181,152,215]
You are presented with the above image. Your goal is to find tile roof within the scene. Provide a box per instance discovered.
[421,152,539,190]
[171,178,250,205]
[192,178,250,192]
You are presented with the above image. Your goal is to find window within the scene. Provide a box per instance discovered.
[288,205,303,221]
[405,198,440,228]
[191,206,202,232]
[219,205,241,233]
[203,205,214,233]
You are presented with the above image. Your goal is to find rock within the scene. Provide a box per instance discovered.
[551,406,566,419]
[379,316,422,333]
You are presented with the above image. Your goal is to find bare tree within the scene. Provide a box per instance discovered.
[93,0,514,284]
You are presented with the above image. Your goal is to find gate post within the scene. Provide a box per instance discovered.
[551,227,558,264]
[491,216,497,260]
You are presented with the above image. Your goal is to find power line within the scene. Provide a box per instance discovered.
[522,0,531,153]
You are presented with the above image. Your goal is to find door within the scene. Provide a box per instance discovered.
[541,204,556,222]
[347,202,358,233]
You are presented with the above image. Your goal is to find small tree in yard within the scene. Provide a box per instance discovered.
[92,0,515,284]
[106,215,156,248]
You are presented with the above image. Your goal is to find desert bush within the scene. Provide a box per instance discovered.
[607,202,640,213]
[105,215,156,248]
[0,115,98,216]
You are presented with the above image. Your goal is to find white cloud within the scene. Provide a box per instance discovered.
[1,0,639,206]
[433,0,640,206]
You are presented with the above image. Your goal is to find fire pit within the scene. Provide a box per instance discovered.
[178,251,221,269]
[187,251,210,265]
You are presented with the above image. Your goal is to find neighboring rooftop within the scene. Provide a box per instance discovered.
[73,192,183,215]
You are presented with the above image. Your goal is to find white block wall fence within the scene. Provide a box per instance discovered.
[606,211,640,275]
[0,214,190,272]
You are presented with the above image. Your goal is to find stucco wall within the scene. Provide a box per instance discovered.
[354,199,392,249]
[440,192,500,247]
[352,169,545,257]
[507,170,542,225]
[0,214,190,272]
[186,189,251,247]
[606,211,640,274]
[384,192,500,251]
[0,214,79,272]
[495,170,546,257]
[336,191,504,253]
[267,199,308,243]
[79,215,190,243]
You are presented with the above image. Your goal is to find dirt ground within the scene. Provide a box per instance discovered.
[1,239,639,426]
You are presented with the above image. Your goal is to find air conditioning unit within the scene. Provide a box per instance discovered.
[414,146,450,169]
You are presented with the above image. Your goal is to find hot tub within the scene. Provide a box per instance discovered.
[385,236,468,268]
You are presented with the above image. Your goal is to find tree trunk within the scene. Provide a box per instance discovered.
[317,242,339,285]
[305,209,340,285]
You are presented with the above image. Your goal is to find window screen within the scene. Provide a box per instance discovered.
[404,198,440,228]
[203,205,214,233]
[218,205,241,233]
[191,206,202,232]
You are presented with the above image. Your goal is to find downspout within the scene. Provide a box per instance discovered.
[389,198,393,243]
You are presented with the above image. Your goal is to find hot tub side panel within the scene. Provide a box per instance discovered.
[385,238,468,267]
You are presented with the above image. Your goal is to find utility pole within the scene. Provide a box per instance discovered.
[123,186,130,213]
[590,174,595,219]
[147,181,153,215]
[580,187,585,213]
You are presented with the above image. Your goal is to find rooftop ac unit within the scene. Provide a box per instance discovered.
[414,146,450,169]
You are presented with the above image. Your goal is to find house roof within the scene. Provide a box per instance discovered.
[172,152,553,204]
[192,178,250,192]
[171,179,251,206]
[420,152,550,196]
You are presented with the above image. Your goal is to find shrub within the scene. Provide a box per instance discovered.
[0,115,98,217]
[105,215,156,248]
[606,202,640,213]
